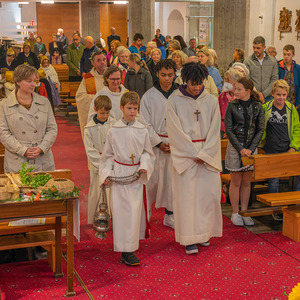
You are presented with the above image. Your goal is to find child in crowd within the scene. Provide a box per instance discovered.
[259,80,300,193]
[225,77,264,226]
[278,44,300,107]
[100,91,155,266]
[84,95,115,224]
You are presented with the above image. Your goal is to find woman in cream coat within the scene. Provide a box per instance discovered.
[0,64,57,173]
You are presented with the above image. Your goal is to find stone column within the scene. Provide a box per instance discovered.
[213,0,250,70]
[80,0,100,39]
[128,0,155,45]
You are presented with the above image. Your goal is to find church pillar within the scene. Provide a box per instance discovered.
[80,0,100,40]
[128,0,155,46]
[213,0,250,70]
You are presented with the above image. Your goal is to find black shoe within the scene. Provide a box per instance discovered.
[185,244,198,254]
[121,252,140,266]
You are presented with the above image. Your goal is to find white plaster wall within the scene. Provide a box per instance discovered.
[21,3,37,24]
[0,3,21,40]
[274,0,300,62]
[154,2,187,41]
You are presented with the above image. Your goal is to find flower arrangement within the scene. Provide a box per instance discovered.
[284,282,300,300]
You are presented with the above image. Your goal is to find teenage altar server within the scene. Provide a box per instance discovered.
[100,91,155,266]
[166,62,223,255]
[140,59,178,228]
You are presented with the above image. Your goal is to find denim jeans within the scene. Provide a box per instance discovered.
[268,177,279,193]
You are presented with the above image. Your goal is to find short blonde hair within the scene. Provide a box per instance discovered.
[169,39,181,51]
[150,48,161,57]
[271,79,289,94]
[120,91,140,107]
[198,48,214,67]
[224,68,243,82]
[171,50,188,65]
[116,46,130,56]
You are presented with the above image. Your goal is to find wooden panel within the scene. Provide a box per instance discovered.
[251,152,300,180]
[36,3,80,52]
[53,64,69,82]
[239,206,287,217]
[283,206,300,242]
[257,191,300,206]
[221,139,228,161]
[100,3,128,52]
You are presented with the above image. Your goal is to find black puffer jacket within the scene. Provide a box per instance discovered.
[225,96,265,153]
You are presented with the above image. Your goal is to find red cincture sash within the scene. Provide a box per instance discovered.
[114,160,140,166]
[192,139,206,142]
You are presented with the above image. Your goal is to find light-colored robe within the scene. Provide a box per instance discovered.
[0,92,57,173]
[87,85,128,123]
[84,116,115,224]
[76,68,104,138]
[99,119,155,252]
[140,86,174,212]
[166,89,222,246]
[42,64,60,90]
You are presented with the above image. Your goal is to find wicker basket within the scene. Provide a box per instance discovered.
[0,185,11,201]
[45,178,75,193]
[0,174,10,186]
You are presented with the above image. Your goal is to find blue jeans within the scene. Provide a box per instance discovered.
[268,177,279,193]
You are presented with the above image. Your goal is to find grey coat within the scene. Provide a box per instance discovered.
[244,52,278,99]
[0,92,57,173]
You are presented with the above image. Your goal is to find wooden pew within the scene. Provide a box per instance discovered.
[0,169,72,271]
[52,64,69,82]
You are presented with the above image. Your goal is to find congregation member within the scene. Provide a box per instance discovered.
[259,80,300,193]
[232,62,250,77]
[34,72,48,99]
[24,32,37,51]
[155,39,166,59]
[197,47,223,92]
[166,62,223,254]
[171,50,188,84]
[165,35,171,48]
[218,68,243,138]
[84,95,115,224]
[147,48,162,83]
[225,77,264,226]
[210,49,225,79]
[99,33,106,49]
[114,46,130,84]
[80,36,100,75]
[228,48,245,69]
[154,29,167,46]
[100,91,155,266]
[140,59,178,228]
[1,70,15,98]
[124,53,153,99]
[106,40,121,67]
[0,47,15,71]
[187,38,197,57]
[40,56,61,106]
[168,39,181,56]
[107,27,121,51]
[266,46,277,59]
[0,64,57,173]
[128,33,147,60]
[57,28,69,54]
[67,31,85,82]
[12,42,40,70]
[33,36,47,59]
[278,44,300,107]
[37,68,55,111]
[76,51,107,138]
[244,36,278,102]
[185,56,218,98]
[49,34,63,64]
[88,65,127,122]
[145,41,157,63]
[12,43,22,57]
[173,35,188,55]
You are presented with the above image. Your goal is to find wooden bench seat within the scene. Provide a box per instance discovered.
[239,206,287,217]
[257,191,300,206]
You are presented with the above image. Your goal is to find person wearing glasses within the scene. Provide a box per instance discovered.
[67,32,85,82]
[88,65,128,123]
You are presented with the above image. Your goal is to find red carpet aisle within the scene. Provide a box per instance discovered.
[1,116,300,299]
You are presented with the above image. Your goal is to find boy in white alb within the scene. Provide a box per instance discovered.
[100,91,155,266]
[84,95,115,224]
[140,59,178,228]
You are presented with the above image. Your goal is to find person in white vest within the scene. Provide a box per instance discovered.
[166,62,223,255]
[140,59,178,228]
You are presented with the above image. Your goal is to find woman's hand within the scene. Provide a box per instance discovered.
[240,148,252,157]
[159,142,171,153]
[25,147,43,159]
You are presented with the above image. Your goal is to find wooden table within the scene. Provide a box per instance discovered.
[0,197,77,297]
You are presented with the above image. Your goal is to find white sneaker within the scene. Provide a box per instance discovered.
[231,213,244,226]
[242,216,254,226]
[163,214,174,229]
[199,241,210,247]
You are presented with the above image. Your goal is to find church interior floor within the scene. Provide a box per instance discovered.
[1,114,300,299]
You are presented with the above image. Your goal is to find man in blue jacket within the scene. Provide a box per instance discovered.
[128,33,146,60]
[278,44,300,107]
[80,36,100,75]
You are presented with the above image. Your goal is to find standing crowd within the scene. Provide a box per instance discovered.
[0,27,300,266]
